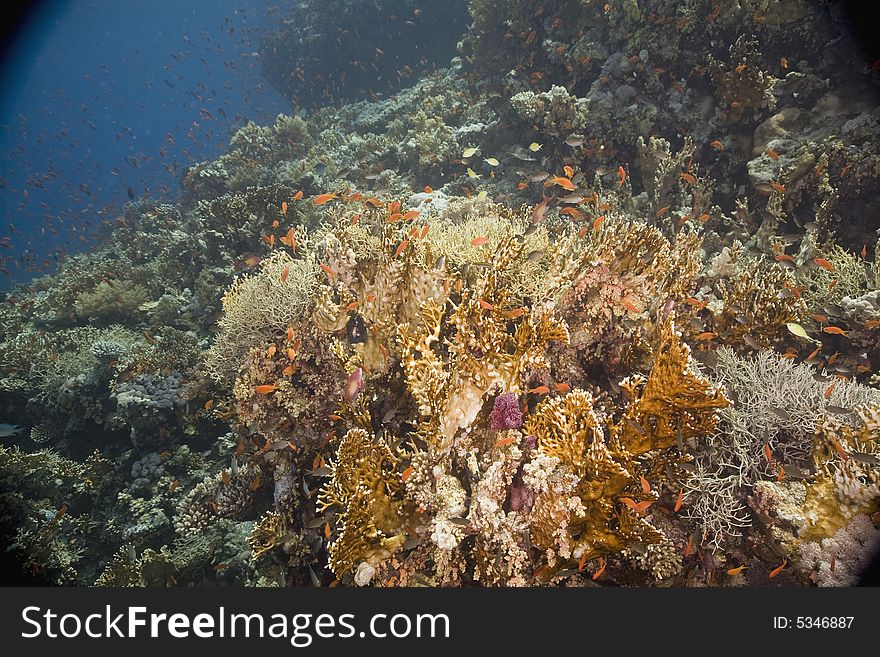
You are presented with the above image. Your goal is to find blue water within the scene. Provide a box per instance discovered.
[0,0,287,288]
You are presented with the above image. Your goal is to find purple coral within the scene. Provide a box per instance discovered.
[491,392,523,431]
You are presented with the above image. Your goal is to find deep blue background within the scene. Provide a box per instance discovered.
[0,0,288,288]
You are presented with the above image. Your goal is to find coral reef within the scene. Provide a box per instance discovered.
[2,0,879,588]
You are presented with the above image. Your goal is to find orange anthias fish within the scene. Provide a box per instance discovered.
[313,192,337,205]
[547,175,576,191]
[280,227,297,251]
[527,385,551,395]
[471,236,489,246]
[680,172,697,185]
[401,466,414,482]
[726,564,747,576]
[813,257,835,272]
[281,200,288,215]
[768,558,787,579]
[673,488,684,512]
[620,497,653,514]
[617,165,626,187]
[493,436,517,448]
[255,384,278,394]
[280,266,289,283]
[554,382,571,393]
[292,190,304,201]
[822,326,848,336]
[710,139,725,150]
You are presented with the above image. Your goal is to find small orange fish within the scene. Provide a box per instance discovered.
[766,148,779,161]
[673,488,684,512]
[493,436,517,448]
[210,499,219,513]
[53,504,68,522]
[287,326,295,341]
[813,257,835,272]
[423,185,433,194]
[280,266,289,283]
[169,479,180,494]
[621,298,641,314]
[763,443,773,464]
[548,175,576,191]
[639,475,651,494]
[420,224,430,238]
[684,297,707,309]
[696,213,710,223]
[281,200,288,215]
[213,562,229,572]
[255,384,278,394]
[503,307,527,319]
[250,475,262,492]
[516,181,528,190]
[822,326,848,336]
[282,365,296,376]
[221,469,230,486]
[695,331,717,341]
[829,437,850,461]
[825,381,838,398]
[344,301,359,312]
[710,140,725,150]
[143,330,157,344]
[617,165,626,187]
[726,564,747,576]
[735,63,747,73]
[528,385,551,395]
[324,523,331,540]
[861,243,868,259]
[267,344,277,358]
[280,227,296,250]
[620,497,653,514]
[563,165,575,178]
[365,197,384,208]
[204,399,214,411]
[578,226,589,238]
[591,558,607,580]
[313,192,337,205]
[810,314,829,324]
[554,382,571,393]
[401,466,414,482]
[777,465,785,481]
[684,535,694,556]
[348,193,363,202]
[768,558,787,579]
[272,219,279,229]
[866,319,880,328]
[770,181,786,194]
[471,236,488,246]
[655,205,670,217]
[365,293,377,302]
[592,215,606,231]
[827,279,838,292]
[578,551,589,572]
[320,263,336,278]
[774,254,795,262]
[386,213,403,224]
[559,207,583,219]
[261,234,275,247]
[805,345,821,360]
[292,190,303,201]
[680,172,697,185]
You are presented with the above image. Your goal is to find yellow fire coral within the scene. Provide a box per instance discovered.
[317,428,409,576]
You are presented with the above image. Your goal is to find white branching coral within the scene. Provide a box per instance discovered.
[688,348,880,550]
